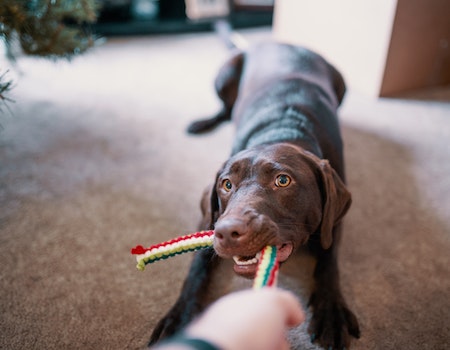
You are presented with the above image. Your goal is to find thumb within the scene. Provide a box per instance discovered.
[277,290,305,327]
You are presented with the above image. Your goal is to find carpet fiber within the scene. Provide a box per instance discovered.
[1,28,449,349]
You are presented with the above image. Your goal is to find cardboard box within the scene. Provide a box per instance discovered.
[273,0,450,97]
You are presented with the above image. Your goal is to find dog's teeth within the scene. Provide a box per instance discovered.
[233,255,258,266]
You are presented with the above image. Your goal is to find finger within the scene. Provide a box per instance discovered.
[280,336,291,350]
[276,290,305,327]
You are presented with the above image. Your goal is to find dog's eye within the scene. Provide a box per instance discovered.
[275,174,291,187]
[222,179,233,192]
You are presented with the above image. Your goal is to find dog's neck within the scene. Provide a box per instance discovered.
[231,106,322,157]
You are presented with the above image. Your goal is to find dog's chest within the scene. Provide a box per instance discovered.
[200,250,320,349]
[205,249,317,301]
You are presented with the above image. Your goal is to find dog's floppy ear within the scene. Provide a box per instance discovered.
[209,173,221,228]
[317,159,352,249]
[302,151,352,250]
[198,174,221,230]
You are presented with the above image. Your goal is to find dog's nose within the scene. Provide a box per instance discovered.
[214,217,247,245]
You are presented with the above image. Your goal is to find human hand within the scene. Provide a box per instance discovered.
[185,288,305,350]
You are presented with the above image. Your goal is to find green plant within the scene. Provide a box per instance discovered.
[0,0,99,111]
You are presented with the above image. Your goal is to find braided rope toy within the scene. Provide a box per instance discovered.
[131,230,279,289]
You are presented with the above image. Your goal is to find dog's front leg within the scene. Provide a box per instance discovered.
[148,247,219,346]
[308,226,360,349]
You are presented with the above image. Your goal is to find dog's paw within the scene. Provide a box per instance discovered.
[148,300,202,346]
[187,110,230,134]
[148,314,176,346]
[308,292,360,349]
[187,118,214,134]
[148,307,189,346]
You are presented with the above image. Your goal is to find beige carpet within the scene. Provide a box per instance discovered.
[1,28,449,350]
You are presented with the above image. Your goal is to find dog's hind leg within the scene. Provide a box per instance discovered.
[187,51,244,134]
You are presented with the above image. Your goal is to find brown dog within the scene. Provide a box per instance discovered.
[149,42,360,349]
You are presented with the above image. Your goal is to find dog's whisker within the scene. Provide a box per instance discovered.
[277,222,317,229]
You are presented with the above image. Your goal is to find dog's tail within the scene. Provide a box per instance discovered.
[213,20,249,51]
[186,21,246,135]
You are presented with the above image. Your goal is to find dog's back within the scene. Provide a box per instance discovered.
[231,43,346,176]
[235,43,345,108]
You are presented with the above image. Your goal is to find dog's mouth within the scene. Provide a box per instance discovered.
[233,253,261,266]
[232,242,293,278]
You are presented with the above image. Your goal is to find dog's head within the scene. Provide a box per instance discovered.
[200,143,351,278]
